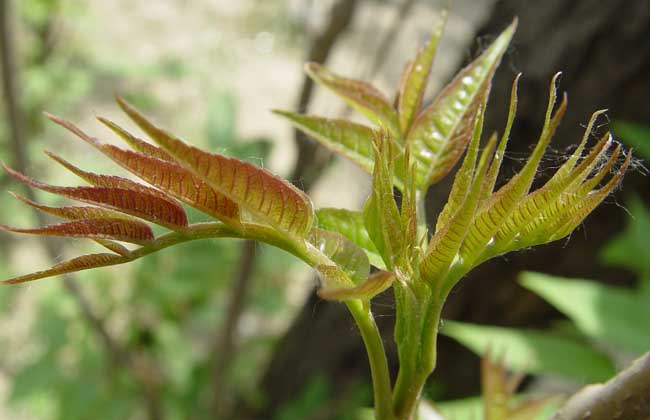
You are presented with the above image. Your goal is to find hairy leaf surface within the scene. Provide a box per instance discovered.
[117,97,314,238]
[48,114,240,223]
[9,192,136,256]
[3,164,188,229]
[97,116,175,162]
[459,76,567,262]
[0,218,154,245]
[420,105,489,284]
[1,253,129,285]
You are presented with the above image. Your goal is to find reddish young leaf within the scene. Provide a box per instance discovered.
[0,218,154,245]
[9,192,136,256]
[47,114,240,224]
[1,253,129,285]
[96,116,176,162]
[10,191,137,222]
[116,97,314,238]
[45,151,180,204]
[3,164,188,230]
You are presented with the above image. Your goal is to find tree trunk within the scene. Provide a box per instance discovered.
[251,0,650,415]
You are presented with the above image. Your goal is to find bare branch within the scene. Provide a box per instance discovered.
[553,352,650,420]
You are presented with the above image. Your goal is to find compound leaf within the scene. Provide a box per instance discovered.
[117,96,314,238]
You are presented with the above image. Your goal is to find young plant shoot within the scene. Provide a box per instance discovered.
[0,14,630,420]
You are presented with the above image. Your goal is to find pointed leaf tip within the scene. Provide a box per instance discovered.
[96,116,175,162]
[397,9,448,133]
[407,18,515,188]
[305,62,401,139]
[2,253,129,285]
[318,270,394,301]
[118,97,314,238]
[275,110,377,176]
[0,218,154,245]
[4,163,188,229]
[46,115,239,223]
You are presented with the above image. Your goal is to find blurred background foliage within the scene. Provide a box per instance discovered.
[0,0,648,419]
[1,2,302,418]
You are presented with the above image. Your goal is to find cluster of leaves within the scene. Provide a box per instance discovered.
[1,16,628,311]
[440,125,650,399]
[1,91,291,419]
[280,16,629,299]
[436,207,650,419]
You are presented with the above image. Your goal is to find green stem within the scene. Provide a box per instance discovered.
[347,300,395,420]
[415,191,428,234]
[393,372,428,420]
[392,296,443,420]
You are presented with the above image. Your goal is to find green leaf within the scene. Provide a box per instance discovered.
[305,63,400,140]
[396,10,447,134]
[520,272,650,354]
[315,208,384,269]
[274,111,377,175]
[479,74,521,205]
[407,19,516,188]
[363,133,404,269]
[420,105,491,286]
[612,120,650,159]
[308,227,370,284]
[440,320,616,382]
[459,74,567,263]
[318,270,394,301]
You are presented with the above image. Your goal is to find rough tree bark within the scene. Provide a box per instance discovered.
[254,0,650,415]
[552,352,650,420]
